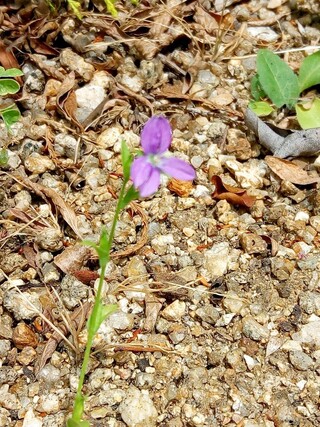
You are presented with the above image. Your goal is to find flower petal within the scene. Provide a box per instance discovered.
[141,116,172,155]
[138,167,161,197]
[160,157,196,181]
[130,156,153,187]
[130,156,161,197]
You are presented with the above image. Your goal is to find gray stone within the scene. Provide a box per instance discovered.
[195,305,220,325]
[60,275,89,309]
[242,316,269,341]
[3,289,42,320]
[299,291,320,315]
[289,350,313,371]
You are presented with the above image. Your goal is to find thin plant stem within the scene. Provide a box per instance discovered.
[70,177,128,423]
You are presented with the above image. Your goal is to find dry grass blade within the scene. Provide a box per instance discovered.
[34,301,91,375]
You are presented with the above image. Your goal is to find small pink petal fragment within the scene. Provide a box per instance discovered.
[138,167,161,197]
[141,116,172,155]
[160,158,196,181]
[130,157,153,187]
[130,157,161,197]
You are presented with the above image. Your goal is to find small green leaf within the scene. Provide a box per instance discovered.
[0,79,20,96]
[0,106,20,130]
[257,49,300,108]
[96,228,110,268]
[296,98,320,129]
[0,149,9,167]
[67,420,90,427]
[87,301,118,335]
[67,0,83,19]
[81,240,98,250]
[250,74,266,101]
[0,67,23,78]
[67,394,88,426]
[248,100,274,116]
[104,0,118,16]
[121,140,132,181]
[119,185,139,209]
[298,51,320,92]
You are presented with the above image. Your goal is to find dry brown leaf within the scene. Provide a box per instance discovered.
[56,72,83,130]
[168,178,193,197]
[18,175,82,238]
[0,40,23,85]
[132,39,160,60]
[8,208,48,230]
[21,244,42,273]
[73,269,100,284]
[149,8,172,39]
[211,175,256,208]
[194,4,219,34]
[54,244,91,275]
[144,294,163,332]
[83,98,129,130]
[265,156,320,185]
[13,323,38,350]
[29,53,65,81]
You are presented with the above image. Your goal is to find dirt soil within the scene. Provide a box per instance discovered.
[1,0,320,426]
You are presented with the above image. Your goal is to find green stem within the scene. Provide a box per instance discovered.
[70,177,128,423]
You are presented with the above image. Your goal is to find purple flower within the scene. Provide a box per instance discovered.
[130,116,195,197]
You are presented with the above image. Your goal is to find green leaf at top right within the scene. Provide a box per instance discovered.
[257,49,300,108]
[298,51,320,92]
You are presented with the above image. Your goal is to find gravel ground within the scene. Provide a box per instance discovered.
[1,0,320,426]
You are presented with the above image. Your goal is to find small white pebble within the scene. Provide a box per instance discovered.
[183,227,195,237]
[295,211,309,223]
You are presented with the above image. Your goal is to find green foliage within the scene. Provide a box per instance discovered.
[250,74,266,101]
[121,140,133,181]
[69,141,138,426]
[0,149,9,167]
[256,49,300,108]
[67,0,82,19]
[103,0,118,17]
[296,99,320,129]
[0,67,23,79]
[0,104,21,131]
[0,67,23,131]
[120,185,139,210]
[87,301,118,336]
[250,49,320,129]
[67,420,90,427]
[298,51,320,92]
[248,100,274,116]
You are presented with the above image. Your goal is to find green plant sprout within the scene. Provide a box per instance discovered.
[0,66,23,131]
[47,0,137,18]
[67,141,138,427]
[67,117,195,426]
[249,49,320,129]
